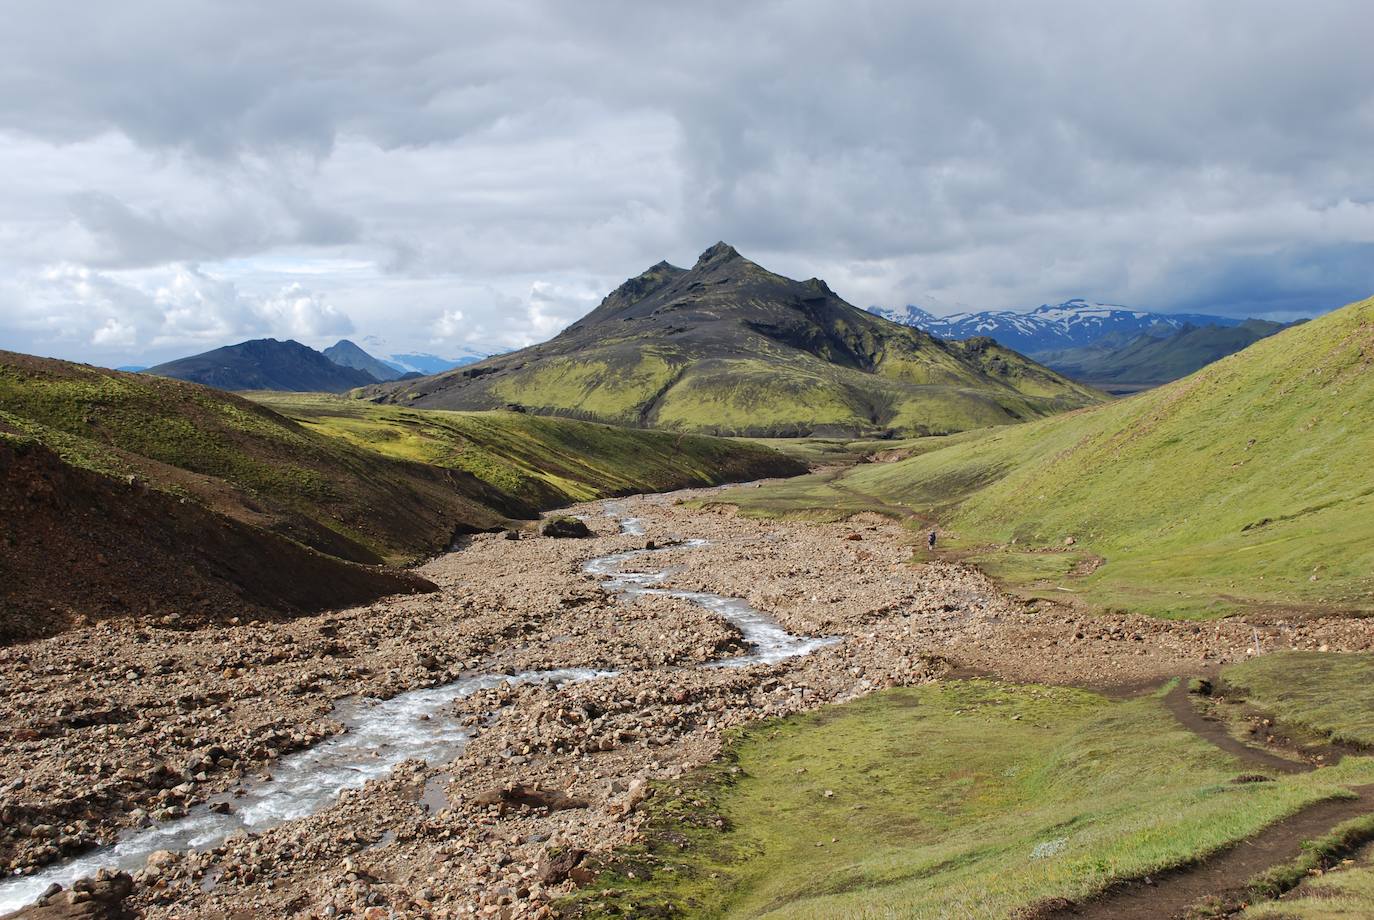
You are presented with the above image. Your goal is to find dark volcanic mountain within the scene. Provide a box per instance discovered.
[1037,319,1291,393]
[369,243,1105,437]
[148,338,379,392]
[323,339,407,382]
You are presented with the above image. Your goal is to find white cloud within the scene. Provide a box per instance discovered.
[0,263,354,364]
[2,1,1374,365]
[91,317,137,347]
[258,283,354,338]
[433,308,466,340]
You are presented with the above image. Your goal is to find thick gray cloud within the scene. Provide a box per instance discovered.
[1,0,1372,365]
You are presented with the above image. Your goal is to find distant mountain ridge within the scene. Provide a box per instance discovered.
[323,339,407,381]
[869,300,1245,355]
[384,352,486,375]
[1034,319,1291,392]
[147,338,378,392]
[368,242,1105,437]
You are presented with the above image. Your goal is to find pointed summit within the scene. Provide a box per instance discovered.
[369,245,1104,437]
[571,259,686,329]
[695,241,742,266]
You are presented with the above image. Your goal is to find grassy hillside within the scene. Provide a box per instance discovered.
[718,296,1374,619]
[371,244,1103,437]
[1041,319,1289,392]
[0,351,801,641]
[561,679,1374,919]
[0,351,517,566]
[250,393,806,509]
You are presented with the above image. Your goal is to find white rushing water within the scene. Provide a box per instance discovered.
[582,536,840,667]
[0,503,834,912]
[0,668,608,913]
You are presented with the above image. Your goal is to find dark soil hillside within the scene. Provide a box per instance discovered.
[0,438,435,644]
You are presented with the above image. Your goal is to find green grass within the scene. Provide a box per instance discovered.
[1223,653,1374,749]
[718,296,1374,620]
[560,680,1374,919]
[489,351,680,425]
[1242,837,1374,918]
[250,393,802,507]
[1196,653,1374,917]
[0,353,802,566]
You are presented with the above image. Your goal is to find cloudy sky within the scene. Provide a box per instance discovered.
[2,0,1373,366]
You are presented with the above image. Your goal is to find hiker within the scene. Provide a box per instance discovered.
[927,529,937,551]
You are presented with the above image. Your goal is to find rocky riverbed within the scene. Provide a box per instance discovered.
[3,483,1373,919]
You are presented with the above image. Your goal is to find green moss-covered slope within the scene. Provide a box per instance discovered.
[720,296,1374,619]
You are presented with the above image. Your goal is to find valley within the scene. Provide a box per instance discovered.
[5,487,1374,918]
[5,6,1371,918]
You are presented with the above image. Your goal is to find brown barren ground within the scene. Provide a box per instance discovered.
[3,483,1373,918]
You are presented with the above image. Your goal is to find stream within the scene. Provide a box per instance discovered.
[0,503,836,913]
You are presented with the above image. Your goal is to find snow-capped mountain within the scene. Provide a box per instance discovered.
[869,300,1242,355]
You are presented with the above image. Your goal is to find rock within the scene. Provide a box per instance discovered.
[474,784,588,813]
[536,847,588,885]
[208,801,232,814]
[12,870,135,919]
[620,777,650,815]
[541,516,591,539]
[146,850,177,869]
[503,530,521,541]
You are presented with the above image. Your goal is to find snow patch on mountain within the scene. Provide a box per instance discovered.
[868,299,1240,354]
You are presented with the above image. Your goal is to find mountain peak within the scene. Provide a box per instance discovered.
[695,241,742,266]
[149,338,379,392]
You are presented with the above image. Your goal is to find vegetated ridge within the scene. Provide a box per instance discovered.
[0,350,801,642]
[367,243,1104,437]
[146,338,380,392]
[1036,319,1291,393]
[724,295,1374,619]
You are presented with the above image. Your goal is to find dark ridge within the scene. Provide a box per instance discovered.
[148,339,379,393]
[363,243,1103,436]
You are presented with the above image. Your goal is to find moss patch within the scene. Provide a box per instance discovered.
[560,680,1374,919]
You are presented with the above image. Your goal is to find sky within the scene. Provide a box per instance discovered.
[2,0,1374,367]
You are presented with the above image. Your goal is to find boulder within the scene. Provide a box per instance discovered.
[473,784,588,814]
[536,847,588,885]
[541,517,591,539]
[11,870,135,919]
